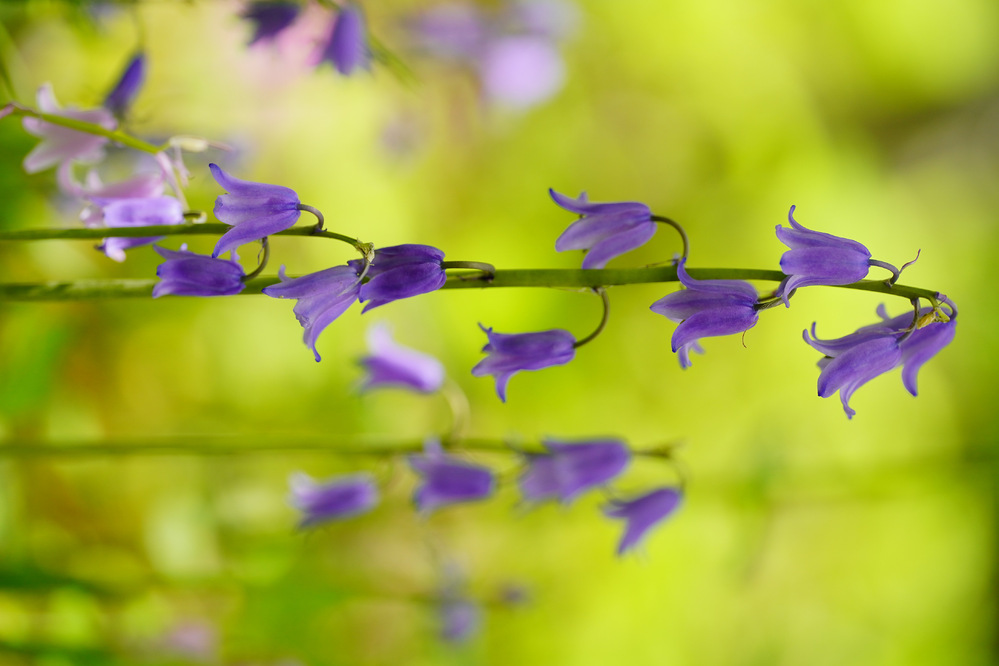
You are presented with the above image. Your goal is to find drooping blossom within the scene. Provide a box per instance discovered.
[209,163,301,258]
[409,439,495,514]
[650,258,759,368]
[241,1,301,45]
[519,438,630,504]
[262,265,362,362]
[97,196,183,262]
[317,4,370,75]
[288,472,379,527]
[152,245,245,298]
[358,323,445,393]
[103,52,146,118]
[471,324,575,402]
[550,189,655,269]
[775,205,874,305]
[603,487,682,556]
[56,166,165,225]
[22,84,117,174]
[347,244,447,312]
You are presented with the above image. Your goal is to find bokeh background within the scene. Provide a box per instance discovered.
[0,0,997,664]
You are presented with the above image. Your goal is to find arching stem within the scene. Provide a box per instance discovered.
[651,215,690,259]
[574,287,610,348]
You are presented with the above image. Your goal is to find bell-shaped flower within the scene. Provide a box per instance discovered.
[262,265,362,362]
[471,324,576,402]
[97,195,183,262]
[898,314,957,397]
[317,4,370,75]
[408,439,495,514]
[551,189,655,269]
[603,487,682,556]
[288,472,378,528]
[519,438,631,504]
[650,258,759,368]
[209,163,301,258]
[347,244,447,312]
[359,323,445,393]
[22,84,117,173]
[775,205,873,305]
[103,53,146,118]
[152,245,245,298]
[241,1,301,45]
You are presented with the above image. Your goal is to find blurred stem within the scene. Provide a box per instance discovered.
[439,379,471,446]
[4,105,162,154]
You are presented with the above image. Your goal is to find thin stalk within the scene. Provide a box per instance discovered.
[573,287,610,348]
[5,105,161,154]
[243,238,270,281]
[441,261,495,281]
[651,215,690,259]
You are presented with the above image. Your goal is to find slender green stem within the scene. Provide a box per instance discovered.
[298,203,325,232]
[439,379,471,446]
[6,105,162,154]
[441,261,495,281]
[651,215,690,259]
[573,287,610,348]
[243,238,270,281]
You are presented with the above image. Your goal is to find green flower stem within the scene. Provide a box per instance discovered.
[5,105,162,154]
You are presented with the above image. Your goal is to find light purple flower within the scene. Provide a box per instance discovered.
[409,439,495,514]
[603,487,682,556]
[440,598,480,644]
[152,245,245,298]
[103,52,146,118]
[263,265,362,362]
[480,36,565,110]
[347,244,447,312]
[97,196,183,262]
[806,332,902,420]
[550,189,655,269]
[471,324,576,402]
[359,323,445,393]
[288,472,379,527]
[318,4,370,75]
[650,258,760,368]
[210,163,301,258]
[775,205,873,305]
[519,438,630,504]
[402,4,488,60]
[22,84,117,174]
[241,1,301,45]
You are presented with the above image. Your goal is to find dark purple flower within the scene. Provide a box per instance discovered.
[96,195,183,262]
[519,438,631,504]
[603,487,682,556]
[241,1,300,45]
[103,52,146,118]
[409,439,495,514]
[318,4,370,75]
[806,332,902,420]
[262,265,362,362]
[650,258,760,368]
[209,163,301,258]
[289,472,378,527]
[359,323,445,393]
[152,245,245,298]
[551,189,655,269]
[348,244,447,312]
[775,205,873,305]
[471,325,576,402]
[22,84,117,173]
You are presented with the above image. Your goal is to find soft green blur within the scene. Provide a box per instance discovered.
[0,0,996,664]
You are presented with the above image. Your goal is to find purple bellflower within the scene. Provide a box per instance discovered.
[603,487,682,556]
[775,205,874,305]
[318,4,370,75]
[347,244,447,312]
[209,163,301,258]
[103,53,146,118]
[263,265,362,362]
[550,189,655,269]
[97,196,183,262]
[440,598,481,644]
[471,325,576,402]
[359,323,445,394]
[22,84,117,174]
[409,439,495,514]
[152,245,245,298]
[650,258,760,368]
[288,472,378,527]
[519,438,631,504]
[242,1,301,45]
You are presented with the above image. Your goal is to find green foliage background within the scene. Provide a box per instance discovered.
[0,0,996,664]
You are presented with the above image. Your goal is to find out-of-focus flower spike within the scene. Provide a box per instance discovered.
[317,4,370,75]
[22,84,117,174]
[103,52,146,118]
[242,1,301,45]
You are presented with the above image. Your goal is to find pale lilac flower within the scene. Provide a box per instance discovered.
[242,1,301,45]
[359,323,445,393]
[318,4,370,75]
[22,84,117,173]
[152,245,245,298]
[402,4,488,60]
[471,325,575,402]
[409,439,495,513]
[550,189,655,269]
[480,36,565,110]
[210,163,301,258]
[97,196,183,262]
[650,258,760,368]
[288,472,379,527]
[103,52,146,118]
[440,599,480,644]
[603,487,682,556]
[347,244,447,312]
[519,438,630,504]
[262,265,362,362]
